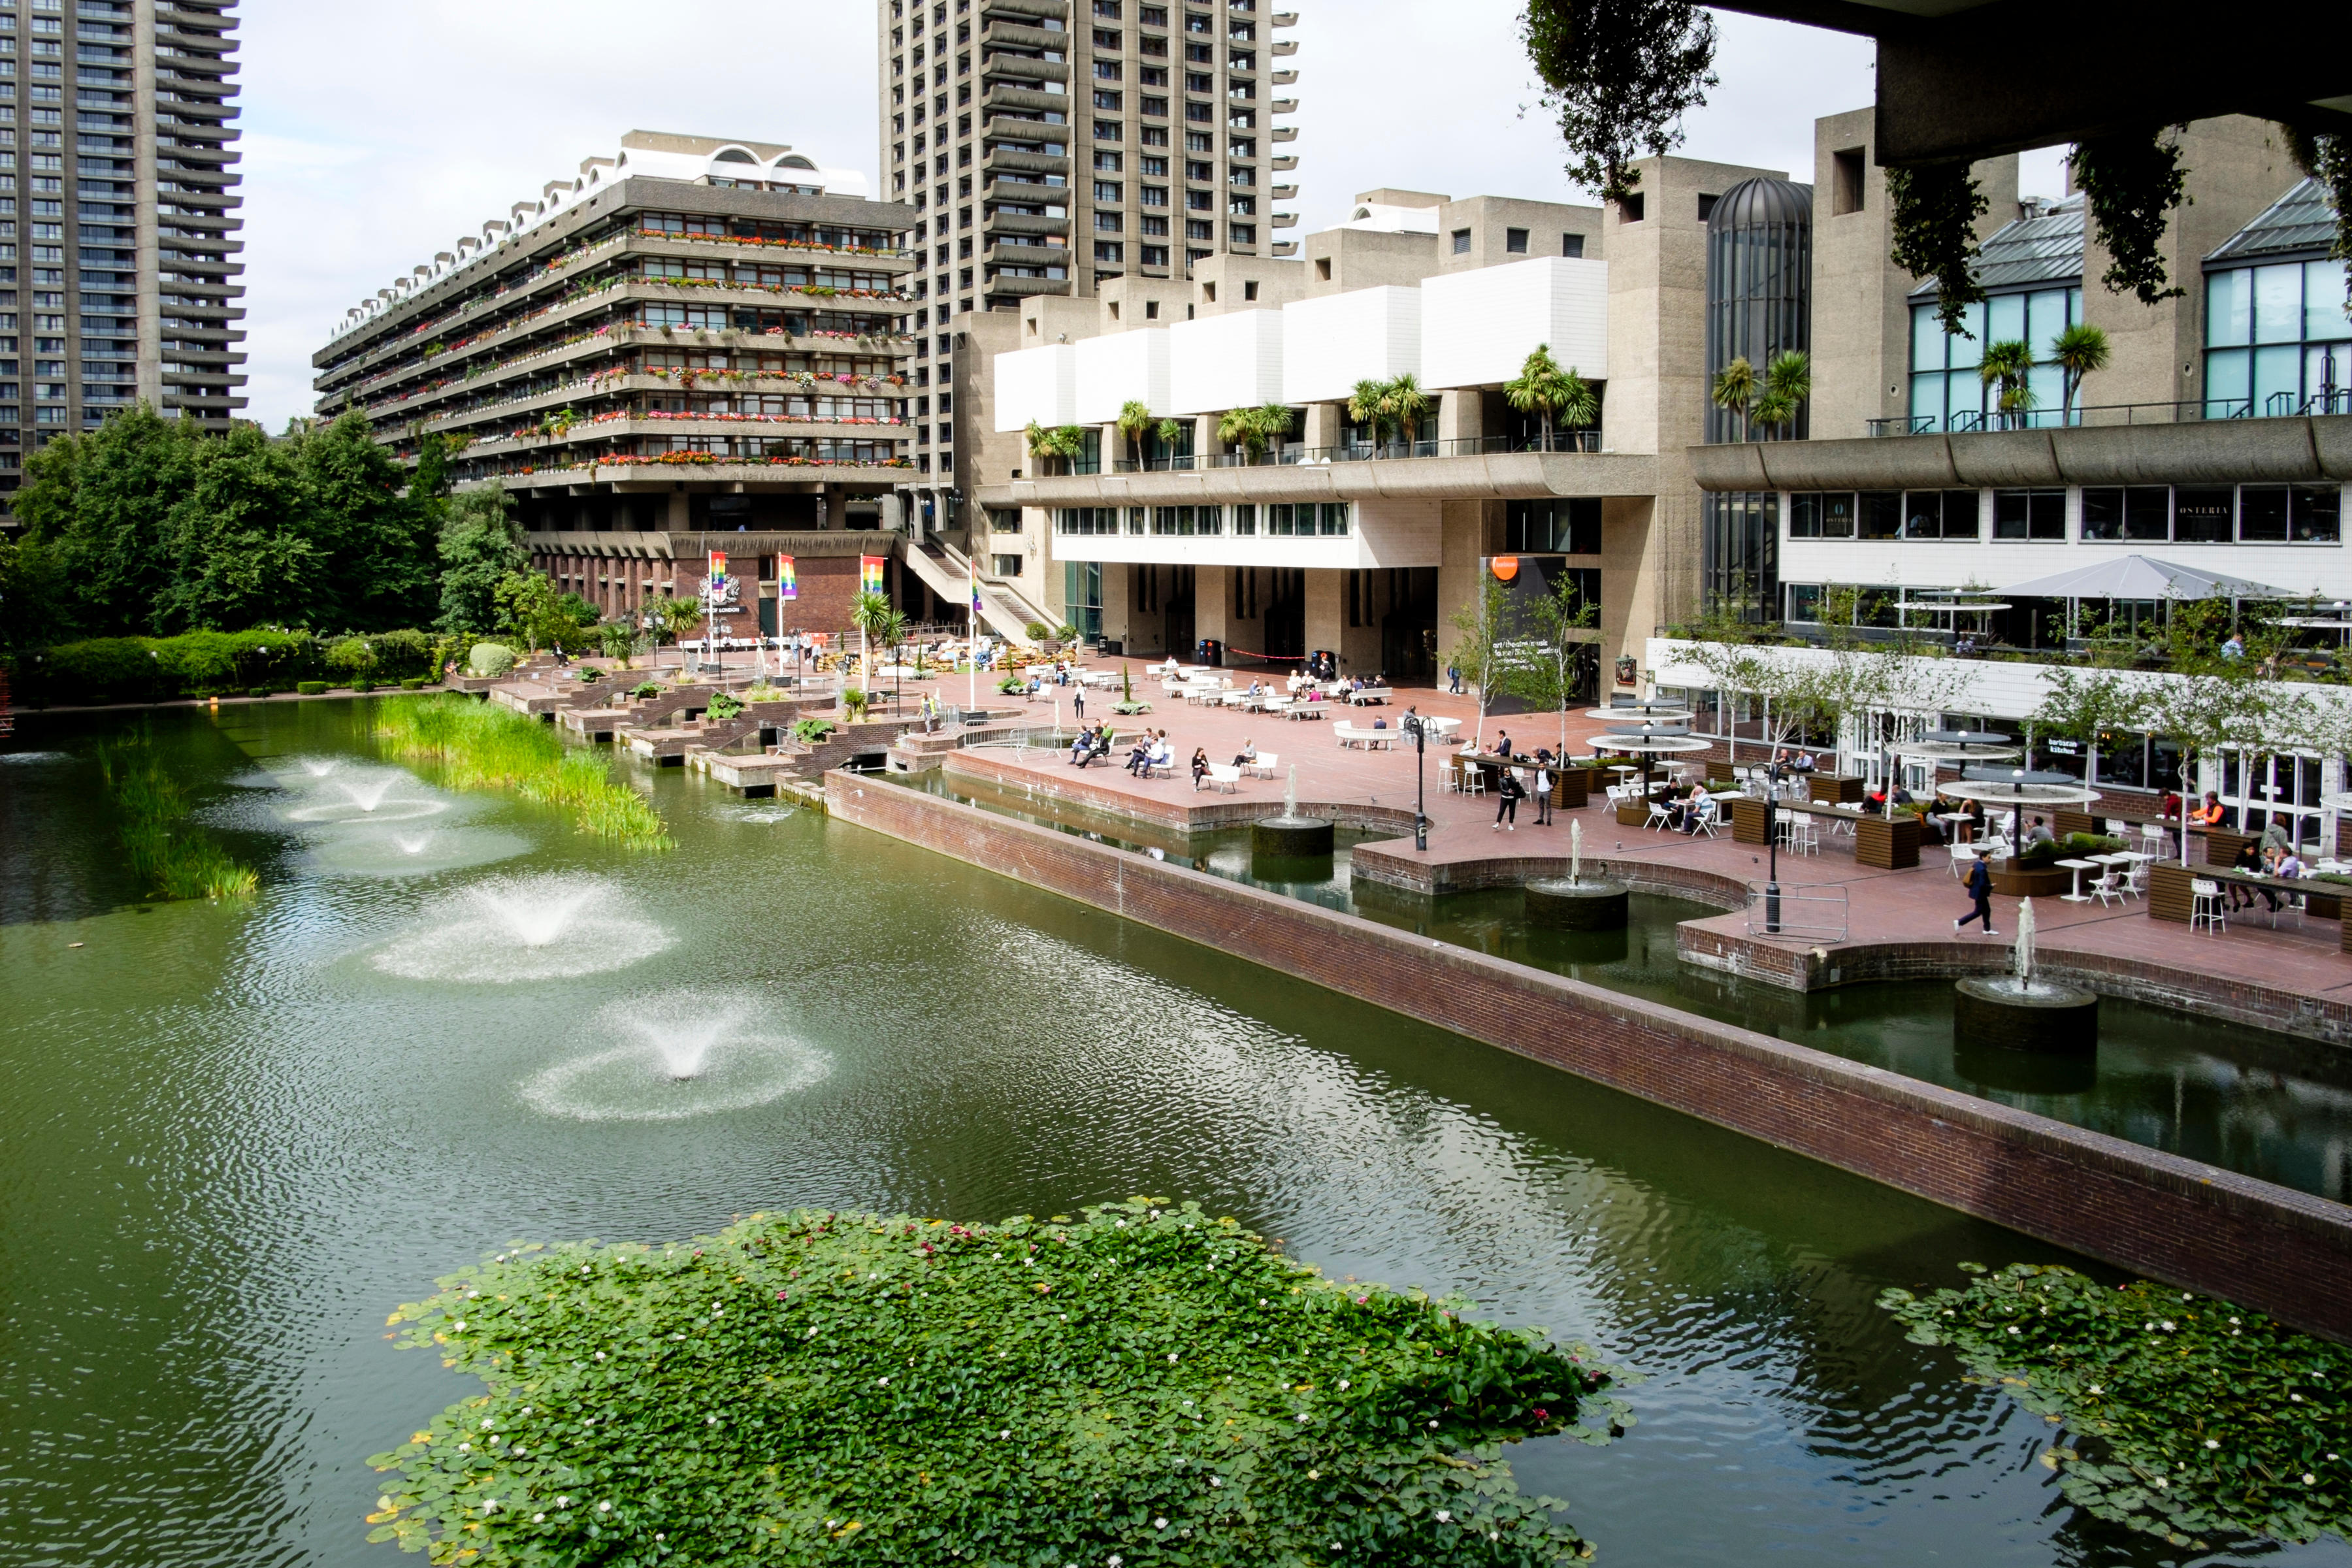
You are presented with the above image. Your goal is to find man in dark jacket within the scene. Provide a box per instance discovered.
[1955,855,1997,935]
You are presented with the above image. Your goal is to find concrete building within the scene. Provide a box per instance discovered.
[879,0,1301,533]
[310,132,926,643]
[0,0,244,515]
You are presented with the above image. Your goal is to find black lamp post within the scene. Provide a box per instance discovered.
[1405,710,1428,851]
[1764,779,1782,934]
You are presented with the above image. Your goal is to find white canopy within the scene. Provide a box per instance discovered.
[1993,555,2299,603]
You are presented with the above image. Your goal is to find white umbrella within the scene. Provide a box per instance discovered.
[1993,555,2298,603]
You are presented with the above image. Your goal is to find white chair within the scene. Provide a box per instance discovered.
[1948,841,1978,879]
[1690,798,1722,838]
[1441,757,1463,794]
[2091,869,2127,907]
[1786,815,1819,857]
[2121,858,2147,899]
[1462,766,1486,798]
[2190,877,2228,935]
[2140,823,2168,857]
[1644,798,1673,832]
[1201,763,1242,794]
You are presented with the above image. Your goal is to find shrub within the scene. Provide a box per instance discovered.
[996,674,1028,694]
[1024,619,1051,640]
[632,680,662,699]
[296,681,329,696]
[401,676,429,691]
[354,680,376,693]
[324,636,377,682]
[704,691,745,721]
[467,642,517,678]
[840,687,871,720]
[1056,621,1081,642]
[790,717,835,744]
[374,629,434,681]
[247,687,272,700]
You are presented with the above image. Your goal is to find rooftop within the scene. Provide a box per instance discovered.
[2208,177,2342,265]
[1908,195,2084,300]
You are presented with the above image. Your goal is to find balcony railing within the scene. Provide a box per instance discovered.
[1865,398,2256,437]
[1102,431,1601,472]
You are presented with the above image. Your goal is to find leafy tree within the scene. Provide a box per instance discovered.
[1445,572,1514,749]
[0,534,73,655]
[1022,420,1088,474]
[14,405,202,636]
[2029,666,2146,771]
[435,484,525,634]
[493,570,583,654]
[1888,164,1989,338]
[1522,0,1717,204]
[1217,402,1292,465]
[2072,129,2190,305]
[649,594,705,648]
[157,423,319,632]
[293,411,436,630]
[1347,378,1399,451]
[1510,564,1603,754]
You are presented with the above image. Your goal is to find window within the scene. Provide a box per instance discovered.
[2203,260,2351,419]
[1831,148,1865,216]
[1094,240,1124,261]
[1505,227,1528,255]
[2173,486,2234,543]
[1786,492,1856,539]
[1449,227,1471,255]
[1857,491,1902,540]
[2080,487,2172,542]
[1901,490,1979,539]
[1505,498,1601,554]
[1094,27,1122,47]
[1093,90,1123,109]
[1617,193,1643,223]
[1095,211,1123,231]
[1094,118,1122,139]
[1186,219,1215,240]
[1094,180,1122,202]
[1230,504,1256,536]
[994,553,1024,576]
[1908,288,2083,432]
[1696,193,1718,221]
[1243,280,1258,301]
[1561,232,1584,259]
[1145,300,1159,319]
[1094,59,1122,79]
[1993,489,2066,540]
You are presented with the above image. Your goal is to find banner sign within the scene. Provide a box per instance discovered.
[777,555,797,601]
[708,550,728,588]
[860,555,886,596]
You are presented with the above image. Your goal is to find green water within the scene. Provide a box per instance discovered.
[2,702,2344,1567]
[922,766,2352,1207]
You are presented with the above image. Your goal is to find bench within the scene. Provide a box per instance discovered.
[1284,702,1328,721]
[1201,763,1243,794]
[1239,750,1279,779]
[1347,687,1394,705]
[1334,721,1396,750]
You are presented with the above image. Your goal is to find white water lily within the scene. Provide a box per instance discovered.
[1154,1518,1169,1529]
[453,1322,466,1332]
[1435,1510,1452,1522]
[2087,1385,2102,1395]
[1210,1477,1223,1488]
[598,1501,612,1512]
[1297,1413,1310,1422]
[557,1497,569,1508]
[533,1512,546,1524]
[2161,1321,2176,1331]
[458,1443,470,1453]
[1337,1380,1350,1391]
[2306,1474,2319,1484]
[2206,1439,2221,1449]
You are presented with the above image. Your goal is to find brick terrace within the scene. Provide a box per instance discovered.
[874,664,2352,1045]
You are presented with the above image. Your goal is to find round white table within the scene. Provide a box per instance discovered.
[2055,857,2100,902]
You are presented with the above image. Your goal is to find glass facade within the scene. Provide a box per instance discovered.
[2204,261,2351,418]
[1906,288,2083,433]
[1701,491,1777,619]
[1703,179,1812,444]
[1505,497,1601,555]
[1062,560,1103,638]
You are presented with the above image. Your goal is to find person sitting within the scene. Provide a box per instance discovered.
[2021,816,2055,849]
[2262,819,2295,857]
[1190,745,1211,790]
[1126,735,1154,775]
[1247,680,1264,698]
[1069,728,1092,766]
[2232,838,2276,912]
[1233,738,1258,768]
[2189,792,2226,828]
[1371,715,1388,730]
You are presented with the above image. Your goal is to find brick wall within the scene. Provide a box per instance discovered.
[826,770,2352,1342]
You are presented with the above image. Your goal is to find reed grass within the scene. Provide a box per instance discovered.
[97,737,260,902]
[376,696,672,849]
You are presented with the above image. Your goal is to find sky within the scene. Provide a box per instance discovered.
[237,1,2069,432]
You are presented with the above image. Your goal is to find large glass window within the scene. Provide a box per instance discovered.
[1906,287,2083,432]
[1505,497,1601,554]
[1993,489,2065,540]
[2077,483,2343,544]
[2204,260,2351,417]
[1064,560,1103,638]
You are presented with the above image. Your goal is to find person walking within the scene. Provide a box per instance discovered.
[1073,686,1085,723]
[1532,763,1554,826]
[1492,766,1524,831]
[1955,854,1997,936]
[1446,663,1463,696]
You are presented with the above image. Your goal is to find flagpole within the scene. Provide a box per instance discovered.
[968,561,979,712]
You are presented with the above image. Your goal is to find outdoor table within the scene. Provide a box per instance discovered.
[2148,860,2325,928]
[2055,857,2102,902]
[1935,813,1976,845]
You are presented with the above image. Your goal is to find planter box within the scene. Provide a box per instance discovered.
[1989,864,2074,898]
[1806,774,1863,805]
[1855,812,1921,870]
[1729,796,1772,845]
[2205,827,2253,870]
[2054,808,2099,840]
[1616,799,1651,827]
[1552,768,1592,809]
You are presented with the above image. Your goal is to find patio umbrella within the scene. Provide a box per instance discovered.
[1584,699,1692,722]
[1895,728,2021,766]
[1598,723,1712,794]
[1993,555,2298,606]
[1942,765,2102,823]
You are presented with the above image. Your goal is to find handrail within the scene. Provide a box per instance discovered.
[1744,881,1848,942]
[1103,431,1600,472]
[1866,399,2257,437]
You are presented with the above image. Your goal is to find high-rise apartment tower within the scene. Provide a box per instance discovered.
[876,0,1299,507]
[0,0,244,516]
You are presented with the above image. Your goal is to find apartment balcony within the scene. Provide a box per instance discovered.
[987,174,1070,204]
[1272,10,1298,24]
[1271,97,1298,114]
[1272,125,1296,142]
[1271,184,1298,201]
[979,0,1070,20]
[1271,242,1298,257]
[1271,38,1298,54]
[1271,69,1297,85]
[1271,212,1298,228]
[481,459,914,495]
[985,272,1074,299]
[985,208,1072,240]
[984,144,1072,179]
[982,18,1071,49]
[983,81,1070,116]
[982,53,1071,88]
[986,239,1073,268]
[1271,154,1297,171]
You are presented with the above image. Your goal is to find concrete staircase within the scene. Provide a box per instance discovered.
[900,536,1056,648]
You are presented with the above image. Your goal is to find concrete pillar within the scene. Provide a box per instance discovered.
[1194,562,1231,655]
[1301,401,1342,451]
[880,493,906,533]
[1435,498,1492,666]
[1196,413,1225,463]
[1339,570,1382,676]
[1303,569,1345,667]
[1601,495,1658,687]
[1438,387,1483,444]
[662,488,692,531]
[1101,557,1134,651]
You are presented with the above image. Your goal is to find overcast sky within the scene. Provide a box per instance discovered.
[238,1,2068,432]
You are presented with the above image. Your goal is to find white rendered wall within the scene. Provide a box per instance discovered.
[1282,286,1420,404]
[992,344,1078,432]
[1169,309,1284,416]
[1074,327,1173,424]
[1049,498,1441,570]
[1420,257,1610,389]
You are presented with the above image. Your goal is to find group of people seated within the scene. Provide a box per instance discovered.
[2228,824,2310,912]
[1066,723,1114,767]
[1126,729,1175,777]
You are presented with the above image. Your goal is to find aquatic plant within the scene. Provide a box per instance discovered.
[376,695,670,849]
[1882,1263,2352,1550]
[368,1200,1623,1565]
[97,734,258,901]
[703,691,744,722]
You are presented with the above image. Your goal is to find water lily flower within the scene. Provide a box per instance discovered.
[2087,1385,2102,1395]
[1337,1381,1350,1391]
[557,1497,569,1507]
[2206,1439,2221,1450]
[1210,1477,1223,1488]
[2306,1474,2319,1484]
[453,1322,466,1331]
[1435,1510,1452,1522]
[1154,1518,1168,1529]
[599,1501,612,1512]
[533,1512,546,1523]
[2161,1321,2176,1331]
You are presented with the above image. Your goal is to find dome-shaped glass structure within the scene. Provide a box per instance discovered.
[1705,176,1814,444]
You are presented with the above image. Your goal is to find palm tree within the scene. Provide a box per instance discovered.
[1504,344,1569,450]
[1152,417,1186,468]
[1748,350,1812,440]
[1347,378,1397,455]
[1710,355,1757,442]
[1978,339,2037,430]
[1217,402,1290,465]
[1024,421,1087,474]
[1387,373,1434,453]
[1115,399,1155,472]
[2050,323,2110,418]
[849,588,892,689]
[1553,367,1598,445]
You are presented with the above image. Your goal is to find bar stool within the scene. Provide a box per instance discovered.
[2190,877,2228,935]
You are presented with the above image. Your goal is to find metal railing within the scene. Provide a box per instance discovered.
[1866,399,2256,437]
[1105,431,1600,472]
[1744,881,1848,942]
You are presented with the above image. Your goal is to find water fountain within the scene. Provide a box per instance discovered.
[283,767,448,825]
[1953,896,2099,1054]
[1251,764,1333,857]
[1524,817,1631,931]
[521,990,835,1120]
[372,874,676,983]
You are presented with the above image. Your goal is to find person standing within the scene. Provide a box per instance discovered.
[1955,854,1997,936]
[1532,763,1554,826]
[1492,766,1524,831]
[1073,685,1085,723]
[1447,663,1462,695]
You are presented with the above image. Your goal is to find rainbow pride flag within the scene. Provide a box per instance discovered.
[777,555,797,600]
[860,555,886,595]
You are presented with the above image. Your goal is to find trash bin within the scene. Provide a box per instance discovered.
[1196,638,1223,667]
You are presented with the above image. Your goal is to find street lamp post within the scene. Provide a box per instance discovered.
[1404,711,1429,851]
[1764,779,1782,934]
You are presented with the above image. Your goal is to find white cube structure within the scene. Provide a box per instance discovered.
[1281,286,1420,404]
[992,344,1079,433]
[1168,308,1284,416]
[1074,327,1173,424]
[1419,257,1609,389]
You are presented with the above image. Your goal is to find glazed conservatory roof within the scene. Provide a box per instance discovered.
[2207,178,2338,265]
[1907,195,2083,299]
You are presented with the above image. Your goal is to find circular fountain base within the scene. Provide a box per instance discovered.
[1524,877,1630,931]
[1953,976,2097,1054]
[1252,815,1333,857]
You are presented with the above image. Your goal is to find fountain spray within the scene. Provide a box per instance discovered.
[2015,898,2037,993]
[1571,819,1583,885]
[1283,764,1299,820]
